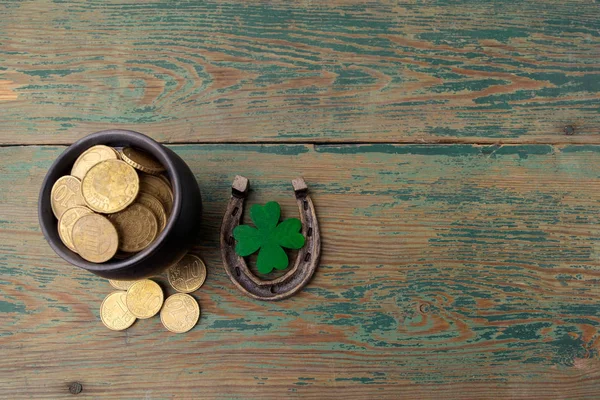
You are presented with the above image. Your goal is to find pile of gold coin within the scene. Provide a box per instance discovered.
[100,254,206,333]
[50,144,174,262]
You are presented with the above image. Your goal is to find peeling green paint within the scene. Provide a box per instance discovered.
[0,300,26,314]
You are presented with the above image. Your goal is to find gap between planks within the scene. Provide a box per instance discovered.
[0,138,597,148]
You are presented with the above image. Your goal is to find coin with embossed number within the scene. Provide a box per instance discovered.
[50,176,87,219]
[121,147,165,175]
[100,291,136,331]
[71,145,118,180]
[167,254,207,293]
[160,293,200,333]
[81,159,139,213]
[58,206,94,252]
[72,214,119,263]
[109,279,136,291]
[109,203,158,252]
[139,174,173,217]
[135,192,167,233]
[126,279,164,319]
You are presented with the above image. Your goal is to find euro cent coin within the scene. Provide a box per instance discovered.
[81,159,139,214]
[158,174,171,188]
[57,206,94,252]
[50,175,86,219]
[109,203,158,252]
[139,174,173,217]
[72,214,119,263]
[71,145,119,180]
[100,291,136,331]
[160,293,200,333]
[167,254,207,293]
[135,192,167,233]
[126,280,164,319]
[121,147,165,175]
[109,279,136,291]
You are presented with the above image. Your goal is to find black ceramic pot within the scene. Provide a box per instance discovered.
[38,129,202,280]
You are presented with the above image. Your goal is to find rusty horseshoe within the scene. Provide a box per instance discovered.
[220,176,321,301]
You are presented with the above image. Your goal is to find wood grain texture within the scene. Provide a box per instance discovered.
[2,144,600,399]
[0,0,598,145]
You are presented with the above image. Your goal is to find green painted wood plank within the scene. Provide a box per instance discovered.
[0,0,598,144]
[1,144,599,398]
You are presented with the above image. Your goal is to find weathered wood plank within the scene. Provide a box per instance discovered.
[1,144,600,398]
[0,0,598,145]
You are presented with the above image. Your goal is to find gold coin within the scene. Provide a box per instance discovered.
[81,159,139,213]
[135,192,167,233]
[167,254,207,293]
[139,174,173,216]
[160,293,200,333]
[57,206,94,252]
[109,279,136,290]
[50,175,86,219]
[100,291,136,331]
[109,203,158,252]
[72,214,119,263]
[158,174,171,188]
[71,145,118,180]
[121,147,165,175]
[125,279,164,319]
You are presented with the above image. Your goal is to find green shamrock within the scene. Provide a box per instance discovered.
[233,201,305,274]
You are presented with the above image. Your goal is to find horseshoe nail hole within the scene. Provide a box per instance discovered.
[270,286,276,294]
[304,253,311,262]
[232,207,239,216]
[303,200,308,210]
[228,236,234,246]
[235,267,240,277]
[307,227,313,237]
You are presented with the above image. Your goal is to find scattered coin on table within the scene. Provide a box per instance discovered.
[160,293,200,334]
[125,279,164,319]
[109,279,136,291]
[168,254,207,293]
[96,253,206,333]
[100,291,136,331]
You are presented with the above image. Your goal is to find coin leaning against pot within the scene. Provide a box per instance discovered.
[49,145,173,263]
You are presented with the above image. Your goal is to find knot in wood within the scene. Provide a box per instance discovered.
[564,125,575,135]
[68,382,83,395]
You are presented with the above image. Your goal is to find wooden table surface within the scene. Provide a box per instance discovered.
[1,1,599,399]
